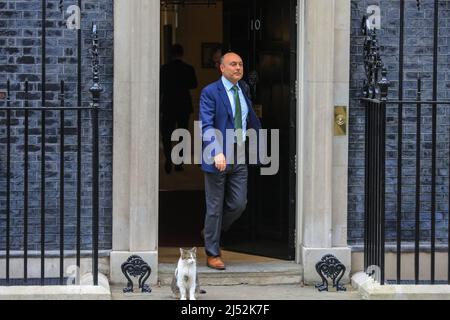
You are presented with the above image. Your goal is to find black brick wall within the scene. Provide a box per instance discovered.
[349,0,450,245]
[0,0,113,252]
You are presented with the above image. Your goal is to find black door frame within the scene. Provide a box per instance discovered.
[288,0,298,260]
[222,0,298,260]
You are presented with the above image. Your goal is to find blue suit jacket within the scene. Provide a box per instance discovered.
[200,79,262,173]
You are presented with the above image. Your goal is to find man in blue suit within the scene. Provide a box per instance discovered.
[200,52,262,270]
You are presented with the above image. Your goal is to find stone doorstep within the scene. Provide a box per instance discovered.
[158,262,303,286]
[351,272,450,300]
[0,273,111,300]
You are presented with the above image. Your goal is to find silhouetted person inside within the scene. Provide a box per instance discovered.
[160,44,198,174]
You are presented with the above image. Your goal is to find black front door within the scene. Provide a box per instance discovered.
[223,0,297,260]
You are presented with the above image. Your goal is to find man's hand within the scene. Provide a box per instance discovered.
[214,153,227,172]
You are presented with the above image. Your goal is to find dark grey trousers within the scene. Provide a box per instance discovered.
[204,164,248,257]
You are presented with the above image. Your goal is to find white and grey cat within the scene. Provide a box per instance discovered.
[171,247,204,300]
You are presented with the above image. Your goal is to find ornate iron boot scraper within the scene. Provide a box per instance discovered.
[121,255,152,293]
[315,254,346,292]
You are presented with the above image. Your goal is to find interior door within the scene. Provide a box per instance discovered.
[223,0,297,260]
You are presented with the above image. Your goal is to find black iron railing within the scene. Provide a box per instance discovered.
[0,82,102,286]
[362,0,450,285]
[0,22,103,286]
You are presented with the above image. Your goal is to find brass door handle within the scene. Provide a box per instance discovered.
[334,106,347,136]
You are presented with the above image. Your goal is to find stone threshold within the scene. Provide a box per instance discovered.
[351,272,450,300]
[0,273,111,300]
[158,261,303,286]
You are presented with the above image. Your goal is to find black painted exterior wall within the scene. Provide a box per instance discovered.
[0,0,113,251]
[349,0,450,245]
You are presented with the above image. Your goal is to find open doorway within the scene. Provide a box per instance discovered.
[158,0,297,260]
